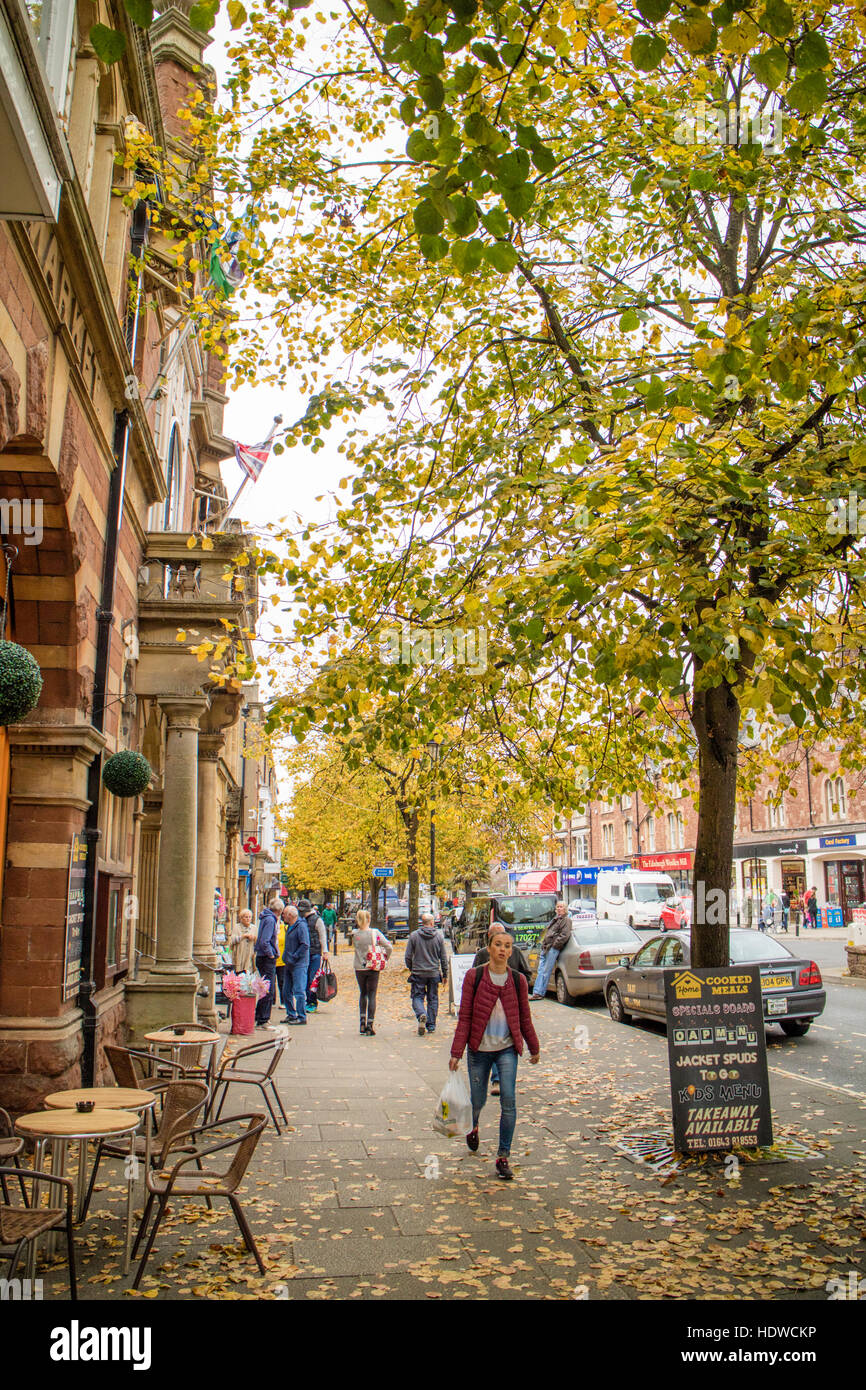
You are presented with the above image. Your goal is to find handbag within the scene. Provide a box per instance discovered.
[365,930,389,972]
[316,966,338,1002]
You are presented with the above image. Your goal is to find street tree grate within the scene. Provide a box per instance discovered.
[610,1128,823,1175]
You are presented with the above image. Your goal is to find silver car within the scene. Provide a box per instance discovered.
[527,920,642,1005]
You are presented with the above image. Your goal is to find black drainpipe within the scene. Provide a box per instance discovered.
[78,203,147,1084]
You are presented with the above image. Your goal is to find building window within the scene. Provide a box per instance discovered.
[646,815,655,851]
[620,793,632,810]
[163,424,183,530]
[602,823,614,856]
[667,812,676,846]
[575,832,589,864]
[825,778,846,821]
[27,0,77,119]
[624,820,633,855]
[768,798,785,829]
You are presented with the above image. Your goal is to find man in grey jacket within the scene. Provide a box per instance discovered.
[530,900,573,1000]
[405,912,448,1036]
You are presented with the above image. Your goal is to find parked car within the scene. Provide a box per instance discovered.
[604,929,825,1036]
[660,895,690,932]
[386,901,411,939]
[528,920,642,1004]
[597,869,677,930]
[452,893,558,955]
[567,895,599,921]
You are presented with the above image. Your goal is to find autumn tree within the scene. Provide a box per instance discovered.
[196,3,866,968]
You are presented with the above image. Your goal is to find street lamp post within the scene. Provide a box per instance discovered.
[427,739,441,913]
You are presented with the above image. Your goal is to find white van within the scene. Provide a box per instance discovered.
[596,870,676,931]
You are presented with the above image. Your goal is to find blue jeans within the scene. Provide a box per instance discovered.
[284,955,309,1022]
[466,1046,518,1157]
[409,973,440,1028]
[306,952,322,1006]
[532,947,560,997]
[254,955,277,1023]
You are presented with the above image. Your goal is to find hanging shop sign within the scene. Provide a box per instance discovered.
[63,833,87,1000]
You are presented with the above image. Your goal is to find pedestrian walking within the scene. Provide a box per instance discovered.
[529,900,573,1000]
[254,893,280,1027]
[281,904,311,1025]
[472,923,532,1094]
[352,908,392,1036]
[322,901,338,954]
[780,888,790,933]
[230,909,257,974]
[297,899,329,1013]
[804,886,819,930]
[450,930,540,1181]
[275,909,288,1011]
[405,912,448,1036]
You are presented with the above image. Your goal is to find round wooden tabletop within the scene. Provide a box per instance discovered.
[145,1028,219,1045]
[16,1108,141,1139]
[44,1088,156,1111]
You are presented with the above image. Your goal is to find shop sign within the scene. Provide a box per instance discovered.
[665,966,773,1154]
[733,839,807,859]
[63,833,87,1000]
[637,853,693,871]
[819,834,856,849]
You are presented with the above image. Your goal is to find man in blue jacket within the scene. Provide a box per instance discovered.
[254,892,280,1027]
[281,904,311,1025]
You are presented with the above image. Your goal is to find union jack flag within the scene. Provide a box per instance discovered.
[234,438,273,482]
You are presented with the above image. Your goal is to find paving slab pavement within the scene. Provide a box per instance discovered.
[27,942,866,1302]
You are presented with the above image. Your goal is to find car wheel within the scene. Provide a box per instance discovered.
[607,984,630,1024]
[780,1020,812,1037]
[555,971,577,1007]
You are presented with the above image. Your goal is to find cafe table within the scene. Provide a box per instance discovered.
[44,1087,158,1275]
[16,1106,141,1279]
[144,1026,220,1070]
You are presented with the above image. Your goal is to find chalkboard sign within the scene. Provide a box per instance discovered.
[63,833,87,1000]
[665,966,773,1153]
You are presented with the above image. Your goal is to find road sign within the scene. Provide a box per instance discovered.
[500,860,508,870]
[665,966,772,1154]
[373,866,395,877]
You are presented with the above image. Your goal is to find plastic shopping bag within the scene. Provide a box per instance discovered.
[432,1071,472,1138]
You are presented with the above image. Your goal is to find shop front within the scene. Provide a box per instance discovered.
[823,852,865,926]
[734,838,809,927]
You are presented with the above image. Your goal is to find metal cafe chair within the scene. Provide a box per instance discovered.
[0,1166,76,1298]
[131,1113,268,1288]
[209,1037,289,1134]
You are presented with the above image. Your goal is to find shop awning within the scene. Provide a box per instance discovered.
[515,869,558,894]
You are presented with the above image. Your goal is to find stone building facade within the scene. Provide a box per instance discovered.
[0,0,267,1112]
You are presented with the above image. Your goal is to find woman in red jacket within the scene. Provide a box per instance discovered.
[449,931,540,1180]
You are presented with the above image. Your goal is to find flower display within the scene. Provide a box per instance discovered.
[221,970,271,1000]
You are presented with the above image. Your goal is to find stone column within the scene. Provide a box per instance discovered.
[193,732,223,1028]
[149,698,207,980]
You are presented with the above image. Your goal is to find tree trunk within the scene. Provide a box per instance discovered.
[464,878,474,905]
[370,875,382,931]
[690,678,740,968]
[406,808,420,934]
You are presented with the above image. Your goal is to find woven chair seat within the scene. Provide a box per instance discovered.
[149,1169,230,1196]
[0,1207,64,1244]
[0,1138,23,1157]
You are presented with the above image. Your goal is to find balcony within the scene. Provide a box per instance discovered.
[136,530,257,701]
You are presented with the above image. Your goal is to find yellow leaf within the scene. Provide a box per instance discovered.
[201,535,215,551]
[186,535,197,549]
[176,630,187,642]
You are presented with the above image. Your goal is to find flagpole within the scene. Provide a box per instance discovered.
[213,414,283,529]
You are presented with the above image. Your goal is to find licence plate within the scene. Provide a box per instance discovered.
[606,955,623,965]
[767,996,788,1016]
[762,974,794,991]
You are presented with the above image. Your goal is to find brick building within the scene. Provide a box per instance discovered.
[512,751,866,927]
[0,0,271,1112]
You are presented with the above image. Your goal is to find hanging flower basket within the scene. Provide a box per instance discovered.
[102,749,153,798]
[0,641,43,724]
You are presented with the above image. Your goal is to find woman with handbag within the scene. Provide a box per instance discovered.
[351,908,392,1035]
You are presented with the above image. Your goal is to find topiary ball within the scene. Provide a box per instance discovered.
[0,640,43,724]
[102,750,153,798]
